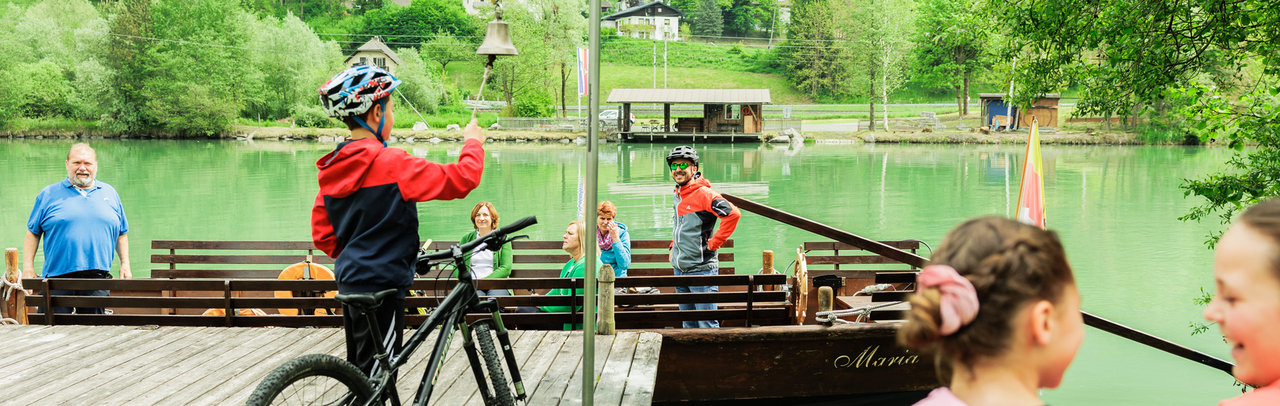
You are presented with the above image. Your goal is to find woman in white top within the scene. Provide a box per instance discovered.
[457,201,514,297]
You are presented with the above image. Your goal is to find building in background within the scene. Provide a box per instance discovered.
[602,1,683,41]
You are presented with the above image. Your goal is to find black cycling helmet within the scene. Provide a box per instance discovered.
[666,145,699,166]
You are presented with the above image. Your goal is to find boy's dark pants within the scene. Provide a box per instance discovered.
[344,296,405,378]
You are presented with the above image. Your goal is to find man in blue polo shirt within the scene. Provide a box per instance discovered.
[23,143,131,314]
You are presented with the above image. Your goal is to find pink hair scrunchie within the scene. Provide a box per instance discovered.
[918,264,980,336]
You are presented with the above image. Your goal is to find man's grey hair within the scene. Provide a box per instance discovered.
[67,143,96,160]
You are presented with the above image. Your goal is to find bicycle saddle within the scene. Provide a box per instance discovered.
[335,288,399,310]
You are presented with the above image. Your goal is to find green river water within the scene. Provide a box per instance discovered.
[0,138,1242,404]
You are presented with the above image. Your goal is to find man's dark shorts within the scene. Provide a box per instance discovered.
[41,269,112,315]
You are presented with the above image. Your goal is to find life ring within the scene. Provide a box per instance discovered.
[202,308,268,316]
[275,261,338,315]
[793,248,809,324]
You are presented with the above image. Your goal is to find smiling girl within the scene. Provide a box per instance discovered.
[1204,200,1280,405]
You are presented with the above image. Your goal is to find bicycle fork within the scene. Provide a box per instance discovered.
[486,307,528,402]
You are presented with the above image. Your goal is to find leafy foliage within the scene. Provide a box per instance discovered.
[912,0,994,116]
[487,0,584,117]
[392,47,444,117]
[357,0,480,53]
[291,103,335,128]
[990,0,1280,238]
[780,0,851,98]
[687,0,723,37]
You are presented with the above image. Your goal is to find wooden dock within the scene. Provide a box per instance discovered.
[0,325,661,405]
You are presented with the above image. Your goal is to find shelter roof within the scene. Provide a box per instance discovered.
[606,88,771,104]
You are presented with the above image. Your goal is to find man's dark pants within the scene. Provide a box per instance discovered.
[40,269,111,315]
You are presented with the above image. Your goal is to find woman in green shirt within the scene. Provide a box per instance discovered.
[457,201,514,297]
[516,220,599,329]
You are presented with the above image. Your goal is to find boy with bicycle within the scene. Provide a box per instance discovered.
[311,65,487,376]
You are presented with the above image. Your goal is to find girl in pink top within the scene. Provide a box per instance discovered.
[1203,200,1280,406]
[898,217,1085,406]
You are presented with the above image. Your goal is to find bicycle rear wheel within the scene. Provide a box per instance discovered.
[246,353,375,406]
[473,322,515,405]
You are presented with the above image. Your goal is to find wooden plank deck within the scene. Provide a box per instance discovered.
[0,325,661,405]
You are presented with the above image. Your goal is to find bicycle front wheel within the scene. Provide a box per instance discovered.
[474,322,515,406]
[246,353,375,406]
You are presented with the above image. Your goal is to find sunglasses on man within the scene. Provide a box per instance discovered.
[669,162,691,170]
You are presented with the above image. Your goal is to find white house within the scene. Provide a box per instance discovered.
[343,36,404,75]
[602,1,683,41]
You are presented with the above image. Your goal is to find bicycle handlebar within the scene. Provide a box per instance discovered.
[416,216,538,264]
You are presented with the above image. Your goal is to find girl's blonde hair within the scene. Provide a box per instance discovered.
[1239,199,1280,280]
[568,220,588,251]
[897,217,1076,370]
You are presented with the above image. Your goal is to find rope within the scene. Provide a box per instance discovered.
[814,301,904,325]
[2,275,24,325]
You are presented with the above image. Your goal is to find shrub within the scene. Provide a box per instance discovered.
[510,91,554,117]
[291,103,336,128]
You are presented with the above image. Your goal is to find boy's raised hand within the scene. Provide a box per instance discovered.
[464,118,486,144]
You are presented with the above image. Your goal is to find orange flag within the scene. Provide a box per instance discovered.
[1016,119,1045,228]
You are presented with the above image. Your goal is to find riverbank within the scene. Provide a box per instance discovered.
[2,124,1146,145]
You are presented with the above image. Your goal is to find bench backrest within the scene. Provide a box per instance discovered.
[21,274,788,329]
[151,239,734,279]
[801,240,921,296]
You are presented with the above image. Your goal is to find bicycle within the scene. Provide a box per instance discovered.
[246,216,538,406]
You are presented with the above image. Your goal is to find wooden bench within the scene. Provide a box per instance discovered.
[19,274,790,329]
[801,240,922,297]
[151,239,734,280]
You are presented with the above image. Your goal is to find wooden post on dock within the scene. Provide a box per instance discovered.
[817,286,833,313]
[761,250,775,291]
[598,264,615,335]
[4,248,28,325]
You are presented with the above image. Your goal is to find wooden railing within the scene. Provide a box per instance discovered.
[18,274,790,329]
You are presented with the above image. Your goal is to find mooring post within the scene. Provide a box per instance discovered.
[817,286,833,314]
[597,264,615,335]
[4,248,28,324]
[761,250,775,291]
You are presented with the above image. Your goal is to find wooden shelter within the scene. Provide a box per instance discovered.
[605,88,770,142]
[978,93,1061,129]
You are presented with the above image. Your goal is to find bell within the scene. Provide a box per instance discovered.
[476,18,518,57]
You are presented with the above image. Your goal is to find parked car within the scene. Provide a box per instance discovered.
[599,109,636,127]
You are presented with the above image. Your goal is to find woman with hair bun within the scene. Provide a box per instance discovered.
[898,217,1084,406]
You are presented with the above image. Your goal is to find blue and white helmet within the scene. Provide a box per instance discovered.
[318,65,401,118]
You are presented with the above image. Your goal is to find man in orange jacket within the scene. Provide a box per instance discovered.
[666,145,740,328]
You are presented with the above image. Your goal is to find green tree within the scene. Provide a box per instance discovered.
[987,0,1280,235]
[421,34,477,71]
[846,0,914,130]
[102,0,156,132]
[780,0,851,99]
[393,47,445,117]
[722,0,778,38]
[103,0,254,136]
[243,13,344,121]
[487,0,584,117]
[0,0,110,121]
[687,0,724,37]
[359,0,480,52]
[912,0,993,116]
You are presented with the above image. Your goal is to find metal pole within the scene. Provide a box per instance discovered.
[584,0,601,402]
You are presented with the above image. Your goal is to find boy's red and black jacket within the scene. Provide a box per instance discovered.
[312,137,484,295]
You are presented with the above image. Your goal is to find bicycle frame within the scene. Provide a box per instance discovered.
[354,244,527,406]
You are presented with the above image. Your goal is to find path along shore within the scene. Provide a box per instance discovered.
[1,125,1144,145]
